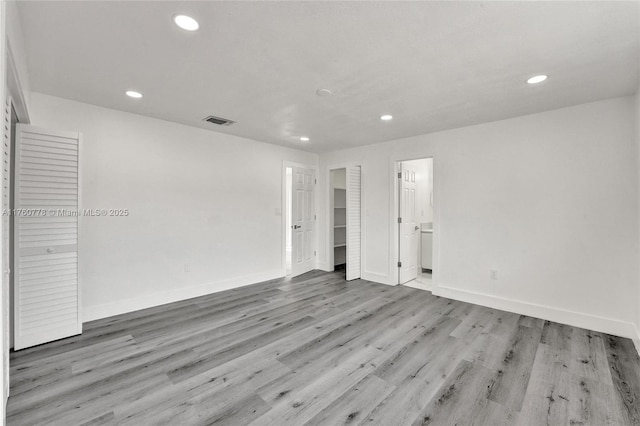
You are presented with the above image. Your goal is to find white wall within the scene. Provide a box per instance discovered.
[319,96,639,338]
[332,168,346,190]
[6,1,30,114]
[29,93,317,321]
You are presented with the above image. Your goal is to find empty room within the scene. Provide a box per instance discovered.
[1,1,640,425]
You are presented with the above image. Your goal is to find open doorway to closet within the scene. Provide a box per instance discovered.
[329,166,361,281]
[396,158,433,290]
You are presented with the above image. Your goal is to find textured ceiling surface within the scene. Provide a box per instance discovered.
[18,1,640,152]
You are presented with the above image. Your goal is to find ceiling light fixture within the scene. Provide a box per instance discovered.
[316,88,333,97]
[300,137,310,142]
[125,90,143,99]
[527,75,547,84]
[174,14,199,31]
[380,115,393,121]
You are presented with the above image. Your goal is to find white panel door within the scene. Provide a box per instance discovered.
[399,163,419,284]
[346,166,361,281]
[291,167,315,277]
[14,124,81,350]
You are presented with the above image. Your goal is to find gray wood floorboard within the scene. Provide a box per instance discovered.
[7,270,640,425]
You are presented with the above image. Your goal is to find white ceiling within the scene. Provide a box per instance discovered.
[18,1,640,153]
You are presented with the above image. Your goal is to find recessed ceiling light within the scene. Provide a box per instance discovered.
[174,14,199,31]
[300,137,310,142]
[316,88,332,97]
[380,115,393,121]
[527,75,547,84]
[125,90,143,99]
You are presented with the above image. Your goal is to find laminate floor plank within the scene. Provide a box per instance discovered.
[486,325,543,412]
[133,289,334,351]
[258,295,431,409]
[166,315,316,384]
[604,334,640,425]
[569,328,613,386]
[116,359,289,426]
[372,314,462,386]
[410,360,516,426]
[362,335,470,425]
[518,342,625,426]
[113,357,288,423]
[7,271,640,426]
[518,315,545,330]
[303,374,395,426]
[275,292,422,370]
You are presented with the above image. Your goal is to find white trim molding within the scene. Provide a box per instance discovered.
[6,41,29,124]
[83,269,284,322]
[361,271,394,285]
[433,283,638,339]
[316,261,332,272]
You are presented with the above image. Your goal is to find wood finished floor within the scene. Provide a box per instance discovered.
[7,270,640,425]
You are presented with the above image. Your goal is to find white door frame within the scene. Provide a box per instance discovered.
[389,155,439,287]
[6,42,30,125]
[2,27,32,419]
[282,161,318,276]
[323,162,364,273]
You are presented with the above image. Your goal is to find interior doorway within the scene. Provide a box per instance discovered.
[396,158,433,290]
[330,169,347,274]
[329,166,361,280]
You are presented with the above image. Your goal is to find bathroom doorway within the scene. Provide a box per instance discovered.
[396,157,433,290]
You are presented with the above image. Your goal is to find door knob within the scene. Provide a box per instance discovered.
[415,226,420,230]
[292,225,301,229]
[47,248,55,254]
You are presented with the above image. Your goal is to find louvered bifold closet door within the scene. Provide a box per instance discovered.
[346,166,361,281]
[14,124,81,350]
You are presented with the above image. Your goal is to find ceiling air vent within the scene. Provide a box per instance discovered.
[203,115,236,126]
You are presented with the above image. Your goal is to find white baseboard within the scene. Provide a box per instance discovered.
[432,283,637,339]
[316,262,332,272]
[83,269,285,322]
[361,271,394,286]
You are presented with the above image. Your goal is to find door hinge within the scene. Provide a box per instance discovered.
[398,172,402,179]
[315,178,317,184]
[315,214,317,220]
[397,261,402,268]
[397,217,402,223]
[314,251,316,256]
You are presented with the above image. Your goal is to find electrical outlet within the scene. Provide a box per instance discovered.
[489,269,498,280]
[184,264,190,273]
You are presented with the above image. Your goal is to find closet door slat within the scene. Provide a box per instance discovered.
[346,166,361,281]
[14,124,82,350]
